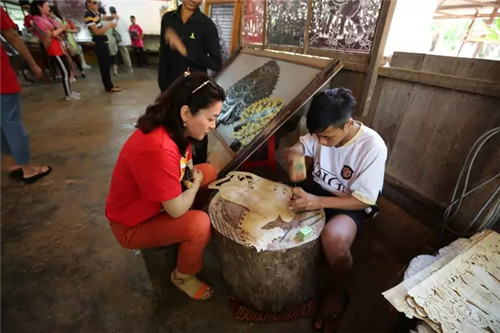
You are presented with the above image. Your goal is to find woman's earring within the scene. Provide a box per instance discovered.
[183,122,187,127]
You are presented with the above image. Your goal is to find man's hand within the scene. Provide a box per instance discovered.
[289,187,323,212]
[29,62,43,78]
[109,22,117,29]
[165,27,187,56]
[285,149,307,182]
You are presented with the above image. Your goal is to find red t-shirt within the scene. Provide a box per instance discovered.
[106,126,192,227]
[1,8,22,94]
[24,14,33,30]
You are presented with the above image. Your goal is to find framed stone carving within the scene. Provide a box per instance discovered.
[241,0,265,44]
[207,47,343,175]
[267,0,308,47]
[309,0,383,52]
[209,3,235,61]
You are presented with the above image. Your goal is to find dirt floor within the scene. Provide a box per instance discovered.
[2,68,437,332]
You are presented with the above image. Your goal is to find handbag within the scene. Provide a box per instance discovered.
[112,28,122,43]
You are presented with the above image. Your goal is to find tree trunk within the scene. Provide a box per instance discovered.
[210,195,324,312]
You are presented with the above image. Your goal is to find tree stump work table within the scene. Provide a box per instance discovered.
[209,193,325,313]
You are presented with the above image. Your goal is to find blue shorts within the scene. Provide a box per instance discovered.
[290,179,378,229]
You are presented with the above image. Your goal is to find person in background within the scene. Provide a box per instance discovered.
[106,72,225,301]
[100,7,119,76]
[109,6,133,73]
[286,88,387,332]
[19,0,34,34]
[1,7,52,183]
[31,0,81,101]
[83,0,120,92]
[129,15,146,68]
[49,5,86,79]
[158,0,222,165]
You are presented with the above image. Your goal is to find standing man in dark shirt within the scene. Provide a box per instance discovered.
[84,0,120,92]
[159,0,222,164]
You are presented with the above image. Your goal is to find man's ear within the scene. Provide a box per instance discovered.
[180,105,191,123]
[346,118,355,128]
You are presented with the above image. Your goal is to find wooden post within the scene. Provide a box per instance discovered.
[360,0,397,119]
[457,9,479,56]
[262,0,268,50]
[230,0,243,55]
[303,0,314,55]
[203,1,209,15]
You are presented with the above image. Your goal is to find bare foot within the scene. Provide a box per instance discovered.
[313,292,349,332]
[22,165,50,178]
[21,165,52,184]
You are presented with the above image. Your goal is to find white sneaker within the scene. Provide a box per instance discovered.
[71,91,81,97]
[65,94,82,101]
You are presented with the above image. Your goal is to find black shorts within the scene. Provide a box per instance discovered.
[290,179,377,229]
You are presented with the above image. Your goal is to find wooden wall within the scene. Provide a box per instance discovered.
[330,69,367,116]
[369,52,500,232]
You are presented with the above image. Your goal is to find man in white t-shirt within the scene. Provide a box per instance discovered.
[109,6,133,73]
[286,88,387,331]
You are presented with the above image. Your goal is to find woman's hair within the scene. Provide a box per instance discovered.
[49,5,63,20]
[30,0,47,16]
[137,72,226,154]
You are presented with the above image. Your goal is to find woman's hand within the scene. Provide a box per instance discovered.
[289,187,322,212]
[192,169,203,188]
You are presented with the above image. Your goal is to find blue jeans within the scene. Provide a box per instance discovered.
[1,93,31,165]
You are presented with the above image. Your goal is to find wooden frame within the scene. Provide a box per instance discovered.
[209,47,343,176]
[203,0,242,56]
[360,0,397,116]
[378,66,500,98]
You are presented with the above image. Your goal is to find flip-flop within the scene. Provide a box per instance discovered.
[8,168,24,180]
[170,271,213,301]
[23,166,52,184]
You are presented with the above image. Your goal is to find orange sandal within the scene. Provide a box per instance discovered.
[170,271,213,301]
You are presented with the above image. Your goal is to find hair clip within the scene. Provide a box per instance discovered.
[191,80,211,94]
[183,67,191,77]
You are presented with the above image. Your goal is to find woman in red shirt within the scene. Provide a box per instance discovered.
[106,72,225,301]
[31,0,80,101]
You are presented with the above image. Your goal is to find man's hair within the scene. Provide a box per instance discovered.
[306,88,357,133]
[130,15,135,19]
[137,72,226,154]
[109,6,116,14]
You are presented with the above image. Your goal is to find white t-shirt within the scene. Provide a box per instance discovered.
[114,17,131,46]
[299,122,387,205]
